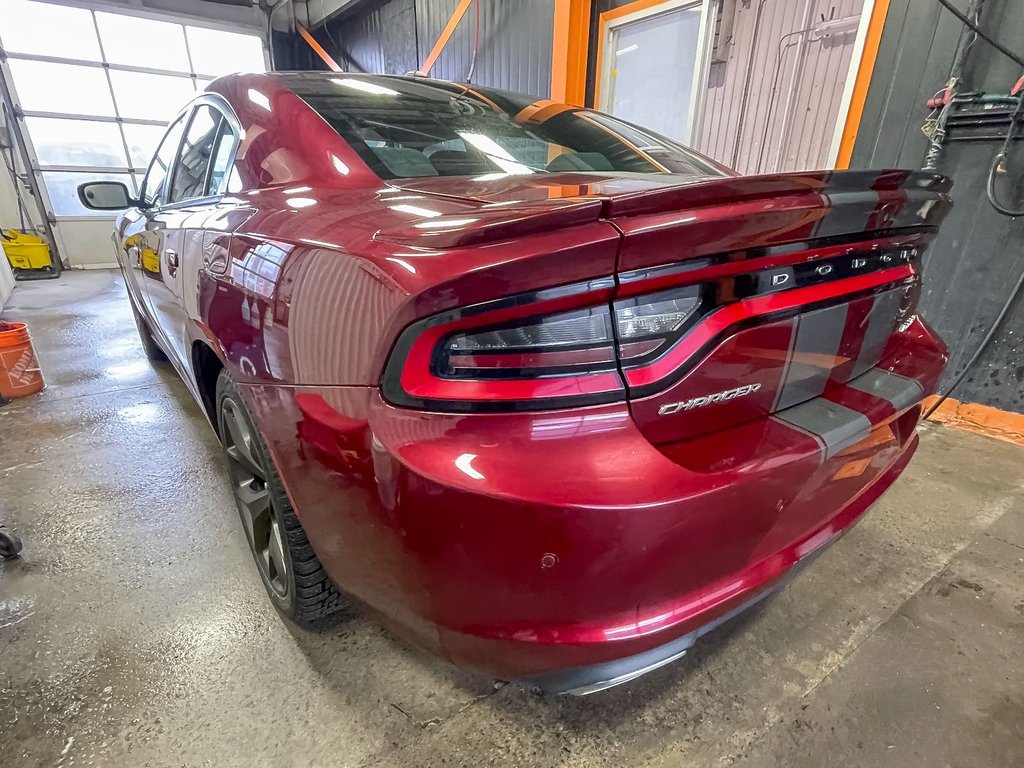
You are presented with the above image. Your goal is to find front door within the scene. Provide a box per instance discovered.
[143,103,236,371]
[598,1,711,144]
[118,114,186,324]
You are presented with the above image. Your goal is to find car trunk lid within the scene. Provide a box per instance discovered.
[603,169,952,444]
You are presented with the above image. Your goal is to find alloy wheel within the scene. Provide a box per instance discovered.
[220,397,288,598]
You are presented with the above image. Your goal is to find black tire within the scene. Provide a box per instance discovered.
[130,300,167,362]
[0,528,23,559]
[215,370,346,624]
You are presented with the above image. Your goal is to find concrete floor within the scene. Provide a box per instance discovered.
[1,269,1023,768]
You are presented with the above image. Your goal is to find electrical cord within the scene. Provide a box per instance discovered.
[937,0,1024,69]
[920,1,1024,419]
[986,89,1024,216]
[923,263,1024,419]
[932,91,1024,413]
[465,0,480,83]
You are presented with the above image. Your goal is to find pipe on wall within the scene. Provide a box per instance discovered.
[729,0,772,168]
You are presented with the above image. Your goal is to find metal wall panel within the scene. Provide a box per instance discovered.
[323,0,555,97]
[695,0,864,174]
[851,0,1024,413]
[328,0,420,76]
[415,0,555,96]
[590,0,863,174]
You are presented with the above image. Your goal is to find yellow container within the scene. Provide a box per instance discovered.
[2,230,51,270]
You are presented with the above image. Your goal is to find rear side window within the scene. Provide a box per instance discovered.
[278,74,726,181]
[207,119,237,194]
[169,104,233,204]
[140,115,185,207]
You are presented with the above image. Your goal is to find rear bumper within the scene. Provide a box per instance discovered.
[244,318,944,686]
[526,438,914,694]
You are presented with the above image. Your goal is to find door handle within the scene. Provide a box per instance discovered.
[165,249,179,277]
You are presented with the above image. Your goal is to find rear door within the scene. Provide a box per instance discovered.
[601,170,952,444]
[143,101,239,370]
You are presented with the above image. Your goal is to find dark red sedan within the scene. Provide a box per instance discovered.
[79,72,950,694]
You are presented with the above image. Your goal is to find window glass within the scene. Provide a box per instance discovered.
[122,123,172,170]
[26,118,128,168]
[141,115,186,207]
[42,171,134,217]
[207,120,237,196]
[0,1,102,61]
[109,71,196,121]
[8,60,115,117]
[95,12,190,72]
[186,27,265,76]
[280,74,725,180]
[168,105,222,203]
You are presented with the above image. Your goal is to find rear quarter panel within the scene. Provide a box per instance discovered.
[199,188,621,387]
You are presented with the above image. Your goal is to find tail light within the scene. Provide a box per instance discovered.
[382,278,705,412]
[613,285,703,367]
[382,278,625,412]
[437,308,618,379]
[382,238,924,413]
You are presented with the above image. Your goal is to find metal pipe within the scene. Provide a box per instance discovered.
[0,60,62,276]
[730,0,772,169]
[754,31,803,172]
[266,0,292,70]
[770,0,818,173]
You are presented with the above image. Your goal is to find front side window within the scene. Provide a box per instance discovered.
[168,104,232,203]
[278,73,727,181]
[141,114,185,208]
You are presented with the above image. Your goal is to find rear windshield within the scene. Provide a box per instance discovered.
[276,73,727,181]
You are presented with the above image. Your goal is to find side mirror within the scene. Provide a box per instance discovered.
[77,181,137,211]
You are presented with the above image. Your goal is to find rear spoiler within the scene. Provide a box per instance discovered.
[604,169,952,217]
[374,170,952,249]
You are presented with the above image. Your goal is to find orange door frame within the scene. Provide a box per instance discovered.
[835,0,890,168]
[551,0,592,106]
[593,0,683,110]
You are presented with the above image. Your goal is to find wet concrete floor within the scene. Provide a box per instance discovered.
[1,270,1022,767]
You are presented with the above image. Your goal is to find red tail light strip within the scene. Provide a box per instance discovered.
[623,266,914,388]
[381,242,920,413]
[615,232,928,298]
[383,278,623,412]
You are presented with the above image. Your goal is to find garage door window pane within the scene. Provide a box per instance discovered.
[122,123,170,170]
[109,71,196,121]
[43,171,134,217]
[0,1,102,61]
[8,60,116,117]
[26,118,128,169]
[96,12,191,73]
[186,27,265,76]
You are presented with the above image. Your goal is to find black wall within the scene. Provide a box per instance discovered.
[312,0,556,98]
[852,0,1024,412]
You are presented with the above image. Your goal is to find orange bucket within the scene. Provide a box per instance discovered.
[0,321,44,398]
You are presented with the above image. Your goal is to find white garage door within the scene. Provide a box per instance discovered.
[0,0,266,267]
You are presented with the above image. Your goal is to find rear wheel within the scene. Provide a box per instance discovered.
[215,371,346,624]
[130,300,167,362]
